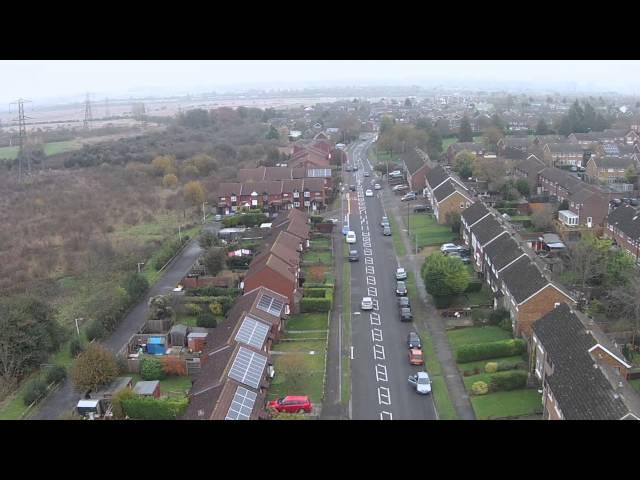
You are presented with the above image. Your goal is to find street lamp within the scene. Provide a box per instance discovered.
[202,201,208,224]
[137,262,145,274]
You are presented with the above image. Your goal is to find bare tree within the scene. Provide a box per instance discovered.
[530,205,554,231]
[609,275,640,346]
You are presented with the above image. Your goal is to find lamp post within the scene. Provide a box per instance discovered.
[137,262,145,274]
[202,201,208,224]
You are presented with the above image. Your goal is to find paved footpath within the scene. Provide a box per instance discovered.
[384,191,476,420]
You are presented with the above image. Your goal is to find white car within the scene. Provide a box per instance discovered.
[408,371,432,395]
[346,231,357,244]
[440,243,463,254]
[395,268,407,280]
[374,183,381,190]
[365,189,373,197]
[361,297,373,310]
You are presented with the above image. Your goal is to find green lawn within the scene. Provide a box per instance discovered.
[630,379,640,393]
[0,140,83,161]
[447,326,512,350]
[287,313,328,331]
[388,215,406,256]
[463,372,496,391]
[309,238,331,250]
[274,340,326,353]
[431,376,458,420]
[471,389,543,420]
[404,214,456,249]
[303,250,333,265]
[175,313,198,328]
[130,374,193,396]
[269,350,325,404]
[449,286,492,308]
[458,355,525,376]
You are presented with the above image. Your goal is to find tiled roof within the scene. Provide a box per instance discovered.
[247,252,296,283]
[515,157,546,177]
[242,181,283,196]
[538,168,586,195]
[238,167,267,182]
[218,182,242,197]
[606,204,640,241]
[483,234,526,271]
[470,214,505,246]
[499,255,549,304]
[546,143,584,153]
[461,202,489,227]
[592,156,637,169]
[425,166,450,190]
[533,304,630,420]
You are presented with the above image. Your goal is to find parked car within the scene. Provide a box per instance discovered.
[348,249,359,262]
[392,185,409,192]
[345,166,352,172]
[381,216,389,227]
[407,331,421,349]
[408,348,424,366]
[440,243,464,254]
[400,307,413,322]
[395,267,407,280]
[267,396,313,413]
[350,185,356,192]
[396,281,407,296]
[374,183,382,190]
[446,251,471,264]
[214,214,223,222]
[361,297,373,310]
[401,193,417,202]
[390,170,402,176]
[346,231,357,244]
[352,165,358,171]
[413,204,430,213]
[383,226,392,236]
[398,296,411,308]
[365,189,373,197]
[408,371,432,394]
[364,171,370,177]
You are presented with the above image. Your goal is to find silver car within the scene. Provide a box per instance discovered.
[408,371,432,395]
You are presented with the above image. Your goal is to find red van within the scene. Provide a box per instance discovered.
[267,396,312,414]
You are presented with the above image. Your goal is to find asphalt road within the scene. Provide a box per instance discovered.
[346,139,437,420]
[31,222,219,420]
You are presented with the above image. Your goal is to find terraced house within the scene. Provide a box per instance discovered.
[532,304,640,420]
[542,143,585,167]
[425,166,473,224]
[585,156,638,185]
[604,204,640,264]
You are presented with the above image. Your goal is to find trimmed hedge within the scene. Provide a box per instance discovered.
[301,297,331,313]
[471,381,489,395]
[433,296,454,309]
[304,288,328,298]
[141,357,166,381]
[496,359,527,372]
[488,370,528,392]
[189,286,241,298]
[465,281,483,293]
[456,339,526,363]
[197,313,217,328]
[122,396,189,420]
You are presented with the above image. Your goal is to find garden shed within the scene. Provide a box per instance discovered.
[187,332,208,353]
[147,336,167,355]
[133,380,161,399]
[170,324,189,347]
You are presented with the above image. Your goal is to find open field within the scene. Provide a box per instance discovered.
[0,140,84,161]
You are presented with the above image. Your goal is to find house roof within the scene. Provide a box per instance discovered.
[503,137,531,148]
[538,167,586,194]
[470,214,506,246]
[606,204,640,241]
[401,149,427,175]
[247,252,296,283]
[461,202,489,227]
[591,156,637,170]
[515,156,546,177]
[569,186,606,204]
[238,167,267,182]
[545,143,584,154]
[425,166,450,190]
[499,255,549,304]
[241,181,283,196]
[571,132,599,142]
[483,234,525,271]
[432,180,471,203]
[218,182,242,197]
[532,304,632,420]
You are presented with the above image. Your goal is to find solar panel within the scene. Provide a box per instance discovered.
[256,293,284,317]
[235,315,270,349]
[228,346,267,389]
[225,386,257,420]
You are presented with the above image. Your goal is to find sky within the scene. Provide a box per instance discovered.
[1,60,639,105]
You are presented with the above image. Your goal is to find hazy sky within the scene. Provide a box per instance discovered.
[1,60,639,104]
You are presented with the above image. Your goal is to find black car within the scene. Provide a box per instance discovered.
[396,281,407,296]
[350,185,356,192]
[413,204,431,213]
[400,307,413,322]
[398,296,411,308]
[407,331,421,349]
[348,249,359,262]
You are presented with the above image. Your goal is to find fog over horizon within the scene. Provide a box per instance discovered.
[1,60,639,106]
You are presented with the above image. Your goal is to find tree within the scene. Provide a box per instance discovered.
[458,116,474,142]
[473,156,507,191]
[124,273,149,303]
[404,98,412,107]
[162,173,178,189]
[625,165,638,186]
[147,295,175,321]
[535,118,550,135]
[190,153,218,176]
[454,150,476,179]
[530,205,553,231]
[184,181,205,207]
[422,253,469,297]
[515,179,530,197]
[198,231,218,249]
[445,211,461,233]
[203,247,226,276]
[609,276,640,345]
[71,343,119,392]
[566,234,611,291]
[426,129,443,161]
[273,354,308,396]
[0,296,65,386]
[151,155,177,176]
[491,114,504,133]
[380,116,394,136]
[141,357,166,381]
[483,126,504,150]
[415,117,432,130]
[266,125,280,140]
[606,250,635,287]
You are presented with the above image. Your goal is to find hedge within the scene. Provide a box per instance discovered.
[456,339,526,363]
[154,237,189,270]
[304,288,328,298]
[189,286,241,298]
[496,359,527,372]
[122,396,189,420]
[488,370,528,392]
[432,296,454,309]
[310,215,324,224]
[301,297,331,313]
[465,282,483,293]
[181,296,234,314]
[23,379,48,406]
[222,212,267,228]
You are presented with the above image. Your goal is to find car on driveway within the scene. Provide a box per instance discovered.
[398,296,410,308]
[395,267,407,280]
[365,189,373,197]
[440,243,464,254]
[374,183,381,190]
[346,231,357,244]
[392,184,409,192]
[396,281,407,296]
[413,204,430,213]
[383,226,392,236]
[407,331,422,349]
[401,193,417,202]
[214,214,223,221]
[408,348,424,365]
[446,251,471,264]
[400,307,413,322]
[361,297,373,310]
[364,171,370,177]
[381,216,389,228]
[267,396,313,413]
[348,249,359,262]
[350,185,356,192]
[408,371,432,394]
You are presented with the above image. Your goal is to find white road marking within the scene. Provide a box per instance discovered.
[371,298,379,311]
[370,312,381,325]
[364,248,373,256]
[377,386,391,405]
[366,275,376,285]
[350,346,354,360]
[380,411,393,420]
[371,328,383,342]
[375,364,388,382]
[373,344,385,360]
[365,257,373,265]
[367,286,377,297]
[366,265,375,275]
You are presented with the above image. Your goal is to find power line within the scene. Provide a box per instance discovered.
[9,98,31,182]
[83,92,92,130]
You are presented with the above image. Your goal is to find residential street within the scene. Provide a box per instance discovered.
[31,223,219,420]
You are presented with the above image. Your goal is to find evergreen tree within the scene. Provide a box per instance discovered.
[535,118,550,135]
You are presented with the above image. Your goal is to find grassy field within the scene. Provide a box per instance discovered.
[431,376,457,420]
[388,215,406,257]
[309,238,331,250]
[447,326,512,350]
[403,214,456,249]
[269,344,326,405]
[303,250,333,265]
[287,313,328,331]
[129,374,193,397]
[471,389,543,420]
[0,140,83,161]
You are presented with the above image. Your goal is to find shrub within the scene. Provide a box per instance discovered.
[484,362,498,374]
[497,360,527,372]
[471,381,489,396]
[422,253,469,297]
[465,282,483,293]
[71,343,119,391]
[197,313,217,328]
[228,256,251,269]
[471,309,489,323]
[121,395,189,420]
[432,296,454,309]
[209,302,223,316]
[499,317,512,332]
[301,297,331,313]
[85,319,106,342]
[488,309,509,325]
[183,303,202,317]
[310,215,324,224]
[141,357,166,381]
[456,339,526,363]
[111,387,136,419]
[45,365,67,385]
[124,273,149,303]
[304,288,328,298]
[488,370,528,392]
[189,286,241,298]
[69,337,84,358]
[23,378,48,406]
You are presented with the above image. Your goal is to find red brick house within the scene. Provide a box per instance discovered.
[243,252,299,308]
[604,204,640,264]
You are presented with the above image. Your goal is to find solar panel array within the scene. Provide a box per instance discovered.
[256,293,284,317]
[225,386,257,420]
[235,315,270,349]
[228,346,267,389]
[307,168,332,178]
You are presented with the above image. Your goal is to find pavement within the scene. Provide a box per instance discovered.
[382,190,476,420]
[31,221,219,420]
